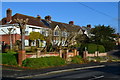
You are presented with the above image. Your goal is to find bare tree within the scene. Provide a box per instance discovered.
[14,18,28,66]
[14,18,28,50]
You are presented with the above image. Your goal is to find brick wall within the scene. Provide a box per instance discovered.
[83,51,107,58]
[0,34,29,44]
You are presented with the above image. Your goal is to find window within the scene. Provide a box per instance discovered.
[32,28,35,31]
[25,31,29,35]
[54,30,59,36]
[25,40,29,46]
[62,31,67,37]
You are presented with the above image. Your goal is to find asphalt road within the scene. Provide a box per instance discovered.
[108,50,120,59]
[9,63,120,80]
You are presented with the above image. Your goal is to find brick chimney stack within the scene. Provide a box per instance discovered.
[69,21,74,25]
[36,15,41,20]
[6,8,12,22]
[87,24,91,28]
[45,15,51,21]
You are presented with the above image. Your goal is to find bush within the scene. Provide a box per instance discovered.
[71,56,83,64]
[87,44,97,53]
[31,46,37,52]
[1,53,17,65]
[6,49,17,54]
[22,56,66,68]
[98,45,105,53]
[79,43,88,53]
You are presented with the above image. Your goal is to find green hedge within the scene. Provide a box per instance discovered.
[71,56,83,64]
[22,56,66,68]
[1,53,17,65]
[98,45,105,53]
[87,44,97,53]
[80,43,105,53]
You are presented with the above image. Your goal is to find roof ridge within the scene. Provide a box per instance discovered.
[14,13,36,19]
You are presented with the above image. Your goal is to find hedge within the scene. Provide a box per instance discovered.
[80,43,105,53]
[1,53,18,65]
[98,45,105,53]
[87,44,97,53]
[22,56,66,68]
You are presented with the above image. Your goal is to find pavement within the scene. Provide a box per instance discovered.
[2,62,120,80]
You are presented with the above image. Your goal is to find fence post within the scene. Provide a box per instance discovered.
[59,49,62,58]
[66,49,69,59]
[83,51,88,59]
[37,48,41,58]
[74,49,77,56]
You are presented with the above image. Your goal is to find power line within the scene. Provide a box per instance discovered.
[77,2,117,20]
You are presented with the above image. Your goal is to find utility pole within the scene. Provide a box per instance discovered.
[14,18,28,66]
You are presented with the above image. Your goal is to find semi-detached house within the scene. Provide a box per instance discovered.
[0,8,83,47]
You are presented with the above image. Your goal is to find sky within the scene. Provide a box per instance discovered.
[1,2,119,33]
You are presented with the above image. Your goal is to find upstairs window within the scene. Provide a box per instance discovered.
[54,30,59,36]
[62,31,67,37]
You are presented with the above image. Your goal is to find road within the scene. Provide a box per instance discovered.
[15,62,120,80]
[107,50,120,59]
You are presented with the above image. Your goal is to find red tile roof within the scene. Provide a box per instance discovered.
[1,13,48,28]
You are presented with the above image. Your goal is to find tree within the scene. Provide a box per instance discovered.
[29,31,44,47]
[14,18,28,50]
[14,18,28,66]
[90,25,116,51]
[75,34,89,44]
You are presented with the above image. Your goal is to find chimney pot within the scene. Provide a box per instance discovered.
[45,15,51,21]
[36,15,41,20]
[87,24,91,28]
[69,21,74,25]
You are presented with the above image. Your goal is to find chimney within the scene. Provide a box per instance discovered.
[69,21,74,25]
[45,15,51,21]
[6,8,12,22]
[87,24,91,28]
[36,15,41,20]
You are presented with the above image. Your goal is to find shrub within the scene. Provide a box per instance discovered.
[87,44,97,53]
[71,56,83,64]
[22,56,66,68]
[79,43,88,53]
[98,45,105,53]
[31,46,37,52]
[6,49,17,54]
[1,53,17,65]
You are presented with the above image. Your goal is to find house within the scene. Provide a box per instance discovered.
[0,8,83,48]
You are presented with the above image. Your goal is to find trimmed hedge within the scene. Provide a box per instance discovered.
[98,45,105,53]
[1,53,17,65]
[87,44,97,53]
[22,56,66,68]
[80,43,105,53]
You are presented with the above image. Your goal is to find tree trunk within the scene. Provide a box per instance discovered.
[20,29,25,50]
[9,33,12,50]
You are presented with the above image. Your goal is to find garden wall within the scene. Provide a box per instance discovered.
[26,49,79,59]
[83,51,107,58]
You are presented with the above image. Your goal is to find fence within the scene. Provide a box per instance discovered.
[83,51,107,58]
[26,49,79,59]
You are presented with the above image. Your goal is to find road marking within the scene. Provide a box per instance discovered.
[17,65,105,79]
[88,75,104,80]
